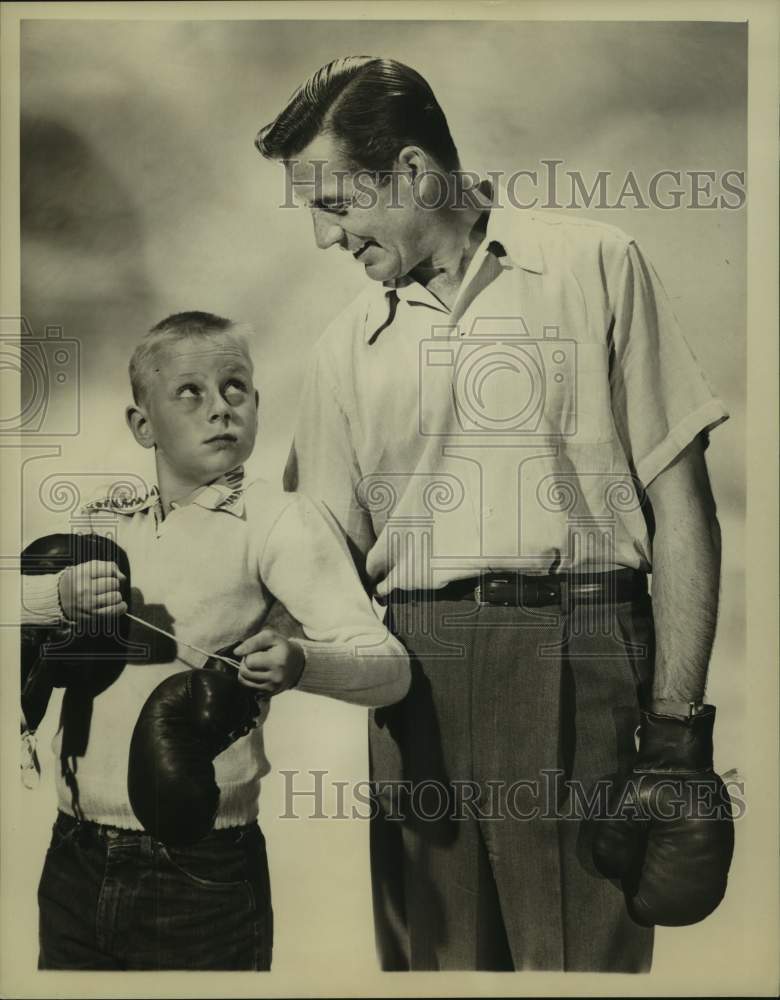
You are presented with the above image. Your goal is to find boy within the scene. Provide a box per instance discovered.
[20,311,410,971]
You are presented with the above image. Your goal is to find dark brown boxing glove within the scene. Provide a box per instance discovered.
[591,705,734,926]
[21,533,131,734]
[127,646,265,846]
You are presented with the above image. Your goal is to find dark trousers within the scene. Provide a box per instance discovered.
[369,594,656,971]
[38,811,273,970]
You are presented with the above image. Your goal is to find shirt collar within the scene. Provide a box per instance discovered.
[479,186,544,275]
[167,465,246,517]
[364,181,544,344]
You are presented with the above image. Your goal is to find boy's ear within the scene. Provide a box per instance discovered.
[126,404,155,449]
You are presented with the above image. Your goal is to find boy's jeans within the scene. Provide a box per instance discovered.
[38,811,273,970]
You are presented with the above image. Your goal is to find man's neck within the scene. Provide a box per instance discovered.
[409,205,485,310]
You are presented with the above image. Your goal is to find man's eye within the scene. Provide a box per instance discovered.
[319,202,351,216]
[177,384,200,398]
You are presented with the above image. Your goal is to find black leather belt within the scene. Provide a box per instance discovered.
[387,569,647,608]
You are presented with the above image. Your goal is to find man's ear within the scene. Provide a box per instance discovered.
[397,146,446,208]
[126,404,155,449]
[396,146,428,183]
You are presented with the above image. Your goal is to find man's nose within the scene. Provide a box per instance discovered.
[311,210,345,250]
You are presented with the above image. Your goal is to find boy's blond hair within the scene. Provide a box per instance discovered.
[129,311,254,404]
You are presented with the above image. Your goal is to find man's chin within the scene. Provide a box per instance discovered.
[362,258,400,283]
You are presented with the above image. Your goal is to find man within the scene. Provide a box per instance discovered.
[255,56,733,972]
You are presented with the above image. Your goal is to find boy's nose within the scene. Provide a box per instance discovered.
[208,393,232,420]
[311,210,345,250]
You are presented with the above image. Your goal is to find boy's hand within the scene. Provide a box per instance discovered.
[233,629,305,696]
[58,560,128,622]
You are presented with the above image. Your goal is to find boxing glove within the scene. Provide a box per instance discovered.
[127,647,264,846]
[21,533,131,733]
[592,705,734,926]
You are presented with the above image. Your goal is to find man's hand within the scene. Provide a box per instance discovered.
[233,628,305,696]
[58,560,128,622]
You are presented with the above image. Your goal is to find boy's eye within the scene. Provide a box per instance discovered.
[224,379,249,401]
[177,383,200,398]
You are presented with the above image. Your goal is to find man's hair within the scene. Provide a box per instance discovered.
[129,311,253,404]
[255,56,460,174]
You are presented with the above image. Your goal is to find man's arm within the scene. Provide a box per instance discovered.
[645,435,721,709]
[284,341,376,584]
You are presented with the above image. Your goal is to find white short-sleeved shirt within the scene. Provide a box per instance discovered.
[286,205,728,596]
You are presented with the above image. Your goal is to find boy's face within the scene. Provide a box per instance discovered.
[131,334,259,488]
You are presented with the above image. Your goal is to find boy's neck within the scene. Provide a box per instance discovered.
[155,463,242,517]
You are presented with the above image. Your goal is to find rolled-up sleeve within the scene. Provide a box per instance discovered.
[258,493,410,707]
[607,239,729,488]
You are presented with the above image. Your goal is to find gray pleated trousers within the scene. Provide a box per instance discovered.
[369,593,655,972]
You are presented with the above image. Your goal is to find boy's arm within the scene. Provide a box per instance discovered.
[21,574,65,626]
[20,500,127,626]
[256,493,410,708]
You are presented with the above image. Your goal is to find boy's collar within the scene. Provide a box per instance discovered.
[83,467,247,519]
[167,465,246,516]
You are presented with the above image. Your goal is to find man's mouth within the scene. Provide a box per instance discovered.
[353,241,378,260]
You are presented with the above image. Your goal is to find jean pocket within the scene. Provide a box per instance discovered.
[46,817,80,856]
[159,841,249,891]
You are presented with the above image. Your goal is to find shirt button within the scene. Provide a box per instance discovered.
[484,505,494,519]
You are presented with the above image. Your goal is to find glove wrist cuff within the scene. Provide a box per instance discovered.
[636,704,716,771]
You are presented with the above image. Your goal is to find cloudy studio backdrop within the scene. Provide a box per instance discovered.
[17,17,746,985]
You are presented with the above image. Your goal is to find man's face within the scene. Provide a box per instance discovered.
[286,133,431,283]
[137,335,258,487]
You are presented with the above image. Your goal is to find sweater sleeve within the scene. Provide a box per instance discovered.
[257,493,410,707]
[21,573,65,625]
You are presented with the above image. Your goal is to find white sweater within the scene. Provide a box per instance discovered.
[21,474,410,829]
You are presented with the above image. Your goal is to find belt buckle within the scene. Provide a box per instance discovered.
[474,582,488,606]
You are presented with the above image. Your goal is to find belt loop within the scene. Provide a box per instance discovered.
[474,570,487,606]
[558,576,569,611]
